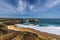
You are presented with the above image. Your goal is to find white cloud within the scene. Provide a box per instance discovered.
[0,0,17,14]
[44,0,60,8]
[17,0,60,13]
[29,5,36,12]
[17,0,27,13]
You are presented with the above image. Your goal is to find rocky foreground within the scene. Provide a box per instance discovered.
[0,25,60,40]
[0,31,57,40]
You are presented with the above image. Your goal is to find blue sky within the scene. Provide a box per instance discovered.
[0,0,60,18]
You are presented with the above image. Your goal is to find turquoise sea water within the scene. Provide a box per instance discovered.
[23,19,60,26]
[16,19,60,35]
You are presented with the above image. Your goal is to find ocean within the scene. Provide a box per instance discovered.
[15,19,60,35]
[23,19,60,27]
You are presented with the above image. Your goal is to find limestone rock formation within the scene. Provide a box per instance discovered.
[0,31,56,40]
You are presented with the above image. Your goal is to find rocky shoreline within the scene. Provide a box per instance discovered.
[0,25,60,40]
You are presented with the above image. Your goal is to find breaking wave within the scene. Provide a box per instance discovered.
[15,24,60,35]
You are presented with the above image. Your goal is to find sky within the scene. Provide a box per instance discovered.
[0,0,60,18]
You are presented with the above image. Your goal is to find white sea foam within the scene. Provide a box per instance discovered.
[15,24,60,35]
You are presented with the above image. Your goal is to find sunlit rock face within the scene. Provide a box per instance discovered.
[13,32,56,40]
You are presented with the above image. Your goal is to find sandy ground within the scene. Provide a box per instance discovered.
[8,25,45,38]
[7,25,60,40]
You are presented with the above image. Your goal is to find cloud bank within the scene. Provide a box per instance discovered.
[0,0,60,18]
[0,0,18,14]
[17,0,60,13]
